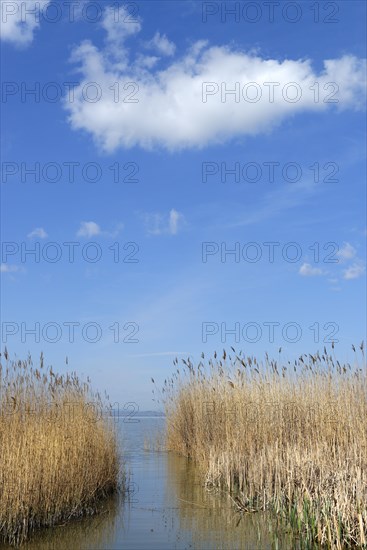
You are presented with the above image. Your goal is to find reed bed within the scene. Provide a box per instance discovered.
[160,345,367,548]
[0,350,121,546]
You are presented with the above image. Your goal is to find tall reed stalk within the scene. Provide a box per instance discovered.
[0,350,121,546]
[160,345,367,548]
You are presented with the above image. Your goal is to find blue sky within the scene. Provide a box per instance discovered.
[1,0,366,408]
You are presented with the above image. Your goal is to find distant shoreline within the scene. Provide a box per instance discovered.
[107,410,165,417]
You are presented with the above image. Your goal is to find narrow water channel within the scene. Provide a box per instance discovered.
[14,417,285,549]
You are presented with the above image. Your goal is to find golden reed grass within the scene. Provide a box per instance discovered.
[160,345,367,548]
[0,350,120,546]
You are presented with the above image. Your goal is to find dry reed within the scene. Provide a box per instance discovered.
[160,345,367,548]
[0,350,121,546]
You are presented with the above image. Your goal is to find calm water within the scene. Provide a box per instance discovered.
[16,418,287,550]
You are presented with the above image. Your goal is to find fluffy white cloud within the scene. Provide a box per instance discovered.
[343,263,365,280]
[27,227,48,239]
[64,8,366,152]
[146,32,176,56]
[0,0,50,47]
[143,209,185,236]
[101,5,141,44]
[299,263,323,277]
[77,221,101,238]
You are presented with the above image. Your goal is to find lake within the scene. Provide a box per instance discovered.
[14,417,289,550]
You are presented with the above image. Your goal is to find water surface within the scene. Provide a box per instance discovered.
[17,417,284,549]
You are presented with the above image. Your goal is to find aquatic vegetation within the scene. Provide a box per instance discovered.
[0,350,121,546]
[160,345,367,548]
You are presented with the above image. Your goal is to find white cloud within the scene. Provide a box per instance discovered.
[0,0,50,47]
[143,209,185,236]
[101,5,141,45]
[336,242,356,261]
[169,209,184,235]
[146,32,176,56]
[27,227,48,239]
[299,263,323,277]
[342,263,365,280]
[0,263,19,273]
[77,221,101,238]
[64,8,366,152]
[76,221,123,238]
[135,54,159,69]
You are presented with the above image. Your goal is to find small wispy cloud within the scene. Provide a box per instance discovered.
[342,263,365,280]
[101,4,141,45]
[0,0,50,48]
[76,221,123,238]
[168,209,184,235]
[143,208,185,236]
[27,227,48,239]
[0,264,19,273]
[232,179,318,228]
[299,263,324,277]
[145,32,176,56]
[336,242,356,262]
[76,221,102,238]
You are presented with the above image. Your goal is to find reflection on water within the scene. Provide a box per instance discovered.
[13,496,122,550]
[165,453,275,550]
[5,418,290,549]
